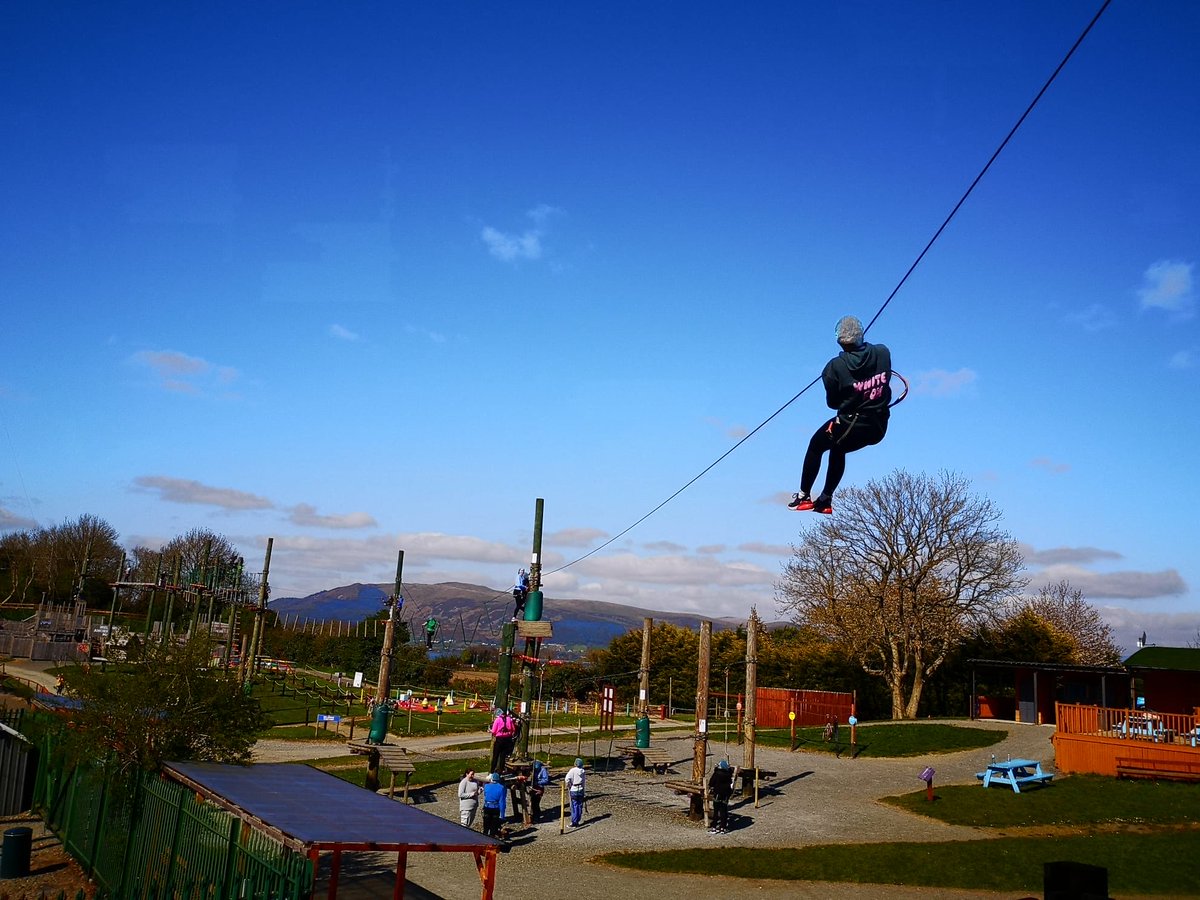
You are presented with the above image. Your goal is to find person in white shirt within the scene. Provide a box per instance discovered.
[564,758,586,827]
[457,768,482,828]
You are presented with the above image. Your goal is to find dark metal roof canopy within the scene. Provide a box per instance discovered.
[164,761,500,900]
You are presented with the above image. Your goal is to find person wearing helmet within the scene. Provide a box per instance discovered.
[564,758,587,827]
[788,315,892,515]
[481,772,507,837]
[707,758,736,834]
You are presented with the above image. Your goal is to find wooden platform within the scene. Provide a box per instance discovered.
[615,745,673,773]
[347,740,417,801]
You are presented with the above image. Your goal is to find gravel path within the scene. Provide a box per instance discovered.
[256,720,1068,900]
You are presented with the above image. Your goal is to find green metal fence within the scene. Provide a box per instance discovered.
[34,730,312,900]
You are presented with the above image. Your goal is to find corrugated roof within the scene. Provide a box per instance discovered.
[164,761,500,853]
[1123,646,1200,672]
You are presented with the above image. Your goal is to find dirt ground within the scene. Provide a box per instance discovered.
[0,812,95,900]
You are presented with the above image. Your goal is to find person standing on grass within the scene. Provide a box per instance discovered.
[564,758,587,827]
[458,768,483,829]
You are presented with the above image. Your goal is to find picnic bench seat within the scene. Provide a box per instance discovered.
[1115,756,1200,782]
[347,740,417,801]
[615,744,673,773]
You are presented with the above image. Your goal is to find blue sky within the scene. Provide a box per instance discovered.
[3,1,1198,653]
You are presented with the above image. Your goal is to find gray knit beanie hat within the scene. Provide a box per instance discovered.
[836,315,864,347]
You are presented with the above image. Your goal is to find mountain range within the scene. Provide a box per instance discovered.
[270,581,754,651]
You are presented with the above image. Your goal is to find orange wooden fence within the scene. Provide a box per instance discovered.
[1052,702,1200,777]
[756,688,853,728]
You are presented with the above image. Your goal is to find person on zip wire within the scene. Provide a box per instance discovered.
[788,315,891,514]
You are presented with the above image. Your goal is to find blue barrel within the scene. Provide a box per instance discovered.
[1,827,32,878]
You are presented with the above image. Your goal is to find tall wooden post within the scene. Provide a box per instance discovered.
[517,499,545,760]
[240,539,272,687]
[639,618,652,716]
[742,608,759,796]
[690,621,712,818]
[377,551,403,701]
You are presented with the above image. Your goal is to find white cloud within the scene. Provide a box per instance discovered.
[1168,349,1193,369]
[133,475,273,510]
[912,368,977,398]
[130,349,241,395]
[1065,303,1117,332]
[546,527,608,547]
[1029,564,1186,600]
[0,505,39,531]
[288,503,377,529]
[481,226,543,262]
[329,324,360,341]
[1030,456,1070,475]
[480,205,563,263]
[1137,259,1194,314]
[1021,544,1123,566]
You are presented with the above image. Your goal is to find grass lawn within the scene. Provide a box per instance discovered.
[603,774,1200,894]
[885,774,1200,828]
[755,722,1007,757]
[602,831,1200,895]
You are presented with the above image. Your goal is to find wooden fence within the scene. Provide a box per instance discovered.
[756,688,854,728]
[1052,702,1200,777]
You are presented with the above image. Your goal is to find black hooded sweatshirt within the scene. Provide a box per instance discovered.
[822,341,892,421]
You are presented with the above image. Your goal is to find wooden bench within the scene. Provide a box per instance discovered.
[1115,756,1200,782]
[347,740,417,801]
[616,745,673,773]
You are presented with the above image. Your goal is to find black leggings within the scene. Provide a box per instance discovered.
[801,415,887,498]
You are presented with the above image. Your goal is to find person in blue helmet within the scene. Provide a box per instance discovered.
[707,758,735,834]
[789,315,891,515]
[481,773,507,837]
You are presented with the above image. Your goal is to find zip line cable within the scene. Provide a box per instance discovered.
[547,0,1112,579]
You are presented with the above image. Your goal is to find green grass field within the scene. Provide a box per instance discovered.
[756,722,1007,757]
[601,772,1200,893]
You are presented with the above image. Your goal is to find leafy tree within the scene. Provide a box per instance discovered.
[777,470,1025,719]
[1021,580,1122,665]
[0,515,123,605]
[60,635,265,775]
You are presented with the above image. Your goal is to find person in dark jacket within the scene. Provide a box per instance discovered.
[707,759,735,834]
[789,315,891,515]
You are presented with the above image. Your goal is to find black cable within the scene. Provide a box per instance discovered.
[549,0,1112,577]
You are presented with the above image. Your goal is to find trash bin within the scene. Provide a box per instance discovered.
[367,704,391,744]
[1,827,32,879]
[635,713,651,748]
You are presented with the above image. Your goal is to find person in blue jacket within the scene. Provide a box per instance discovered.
[481,773,507,837]
[789,315,892,515]
[529,759,551,822]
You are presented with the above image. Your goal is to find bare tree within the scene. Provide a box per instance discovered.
[1019,580,1122,666]
[777,470,1025,719]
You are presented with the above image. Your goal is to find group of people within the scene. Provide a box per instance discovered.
[457,759,556,837]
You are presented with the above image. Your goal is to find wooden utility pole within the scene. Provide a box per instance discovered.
[742,608,759,796]
[639,617,652,716]
[690,621,712,818]
[517,499,546,760]
[376,550,404,701]
[239,538,272,687]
